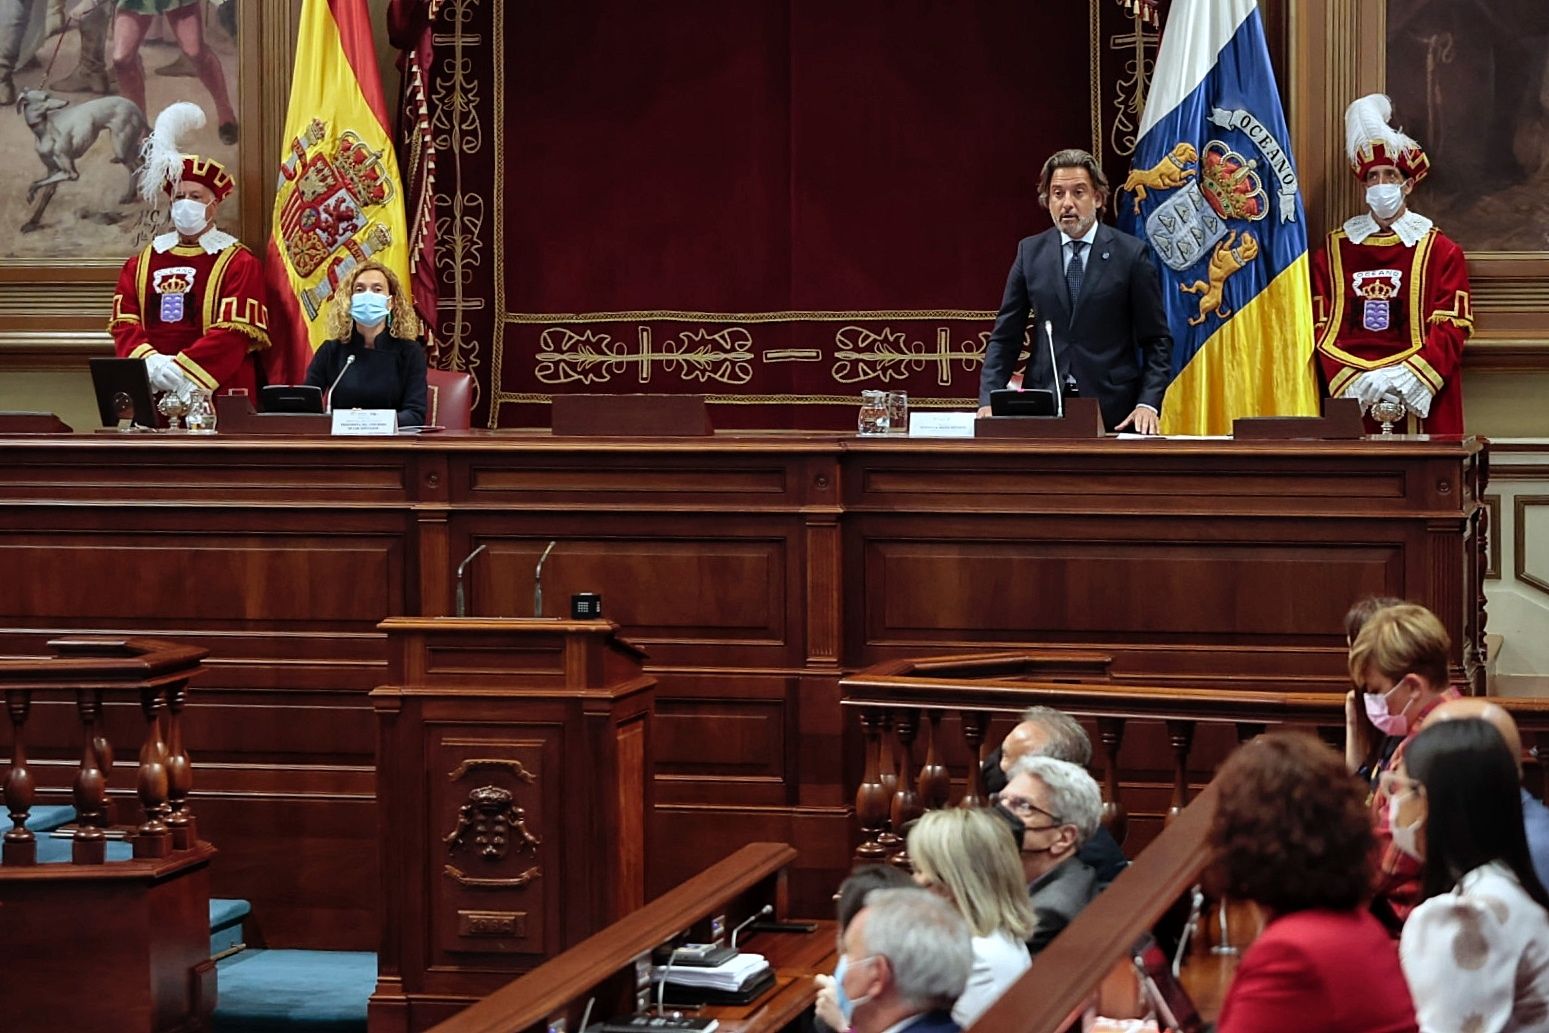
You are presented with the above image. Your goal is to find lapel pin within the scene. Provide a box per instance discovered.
[1102,251,1111,260]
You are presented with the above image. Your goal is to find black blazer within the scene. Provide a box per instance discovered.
[304,330,428,428]
[978,223,1172,430]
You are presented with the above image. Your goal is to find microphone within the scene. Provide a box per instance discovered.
[655,939,678,1016]
[533,540,557,617]
[730,904,774,951]
[1043,320,1063,418]
[454,543,487,618]
[324,354,357,414]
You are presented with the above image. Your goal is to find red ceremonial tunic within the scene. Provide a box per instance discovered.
[1312,223,1471,435]
[108,233,271,396]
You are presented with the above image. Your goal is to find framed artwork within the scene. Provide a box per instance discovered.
[0,0,243,261]
[1385,0,1549,253]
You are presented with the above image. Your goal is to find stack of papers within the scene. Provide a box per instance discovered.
[654,952,771,991]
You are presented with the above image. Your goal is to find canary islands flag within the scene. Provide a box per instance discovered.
[1119,0,1318,435]
[264,0,414,384]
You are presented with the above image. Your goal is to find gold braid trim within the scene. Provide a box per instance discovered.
[211,320,273,351]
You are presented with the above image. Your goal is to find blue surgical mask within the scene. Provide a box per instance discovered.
[834,954,874,1022]
[350,291,391,327]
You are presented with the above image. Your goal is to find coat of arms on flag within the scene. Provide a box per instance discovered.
[276,120,397,319]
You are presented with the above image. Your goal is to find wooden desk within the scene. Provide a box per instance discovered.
[0,432,1487,945]
[423,841,830,1033]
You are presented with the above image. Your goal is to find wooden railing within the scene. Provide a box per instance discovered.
[424,841,833,1033]
[842,650,1549,863]
[0,636,207,864]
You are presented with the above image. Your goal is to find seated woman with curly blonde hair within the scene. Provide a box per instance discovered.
[304,261,428,427]
[906,807,1037,1027]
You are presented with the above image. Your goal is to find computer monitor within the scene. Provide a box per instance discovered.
[989,388,1058,417]
[259,385,325,414]
[89,357,157,429]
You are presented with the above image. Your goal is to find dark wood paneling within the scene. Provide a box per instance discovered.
[0,433,1484,944]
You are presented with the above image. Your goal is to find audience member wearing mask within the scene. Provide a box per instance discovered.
[906,808,1035,1027]
[812,864,915,1033]
[1389,718,1549,1032]
[304,261,429,428]
[1345,602,1459,925]
[980,705,1129,886]
[830,887,973,1033]
[1342,595,1405,773]
[1424,697,1549,889]
[1209,732,1417,1033]
[996,755,1104,955]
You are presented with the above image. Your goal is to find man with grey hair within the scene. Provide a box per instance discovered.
[998,754,1105,955]
[837,887,972,1033]
[984,706,1128,885]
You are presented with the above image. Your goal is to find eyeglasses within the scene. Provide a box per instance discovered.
[1377,770,1424,800]
[996,791,1064,828]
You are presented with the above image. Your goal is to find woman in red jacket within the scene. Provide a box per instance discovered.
[1209,732,1418,1033]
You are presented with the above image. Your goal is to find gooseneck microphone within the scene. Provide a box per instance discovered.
[1044,320,1064,418]
[729,904,774,951]
[324,354,357,414]
[655,941,678,1016]
[533,540,557,617]
[454,543,487,618]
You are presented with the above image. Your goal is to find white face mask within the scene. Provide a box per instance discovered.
[1387,789,1424,860]
[1366,183,1405,221]
[171,198,211,237]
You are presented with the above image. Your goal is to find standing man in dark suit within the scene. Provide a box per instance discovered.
[978,149,1173,434]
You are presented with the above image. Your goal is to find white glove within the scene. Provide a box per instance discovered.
[1341,370,1388,411]
[1383,364,1434,418]
[143,352,184,393]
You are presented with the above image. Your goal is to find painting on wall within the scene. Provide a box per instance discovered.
[0,0,239,260]
[1386,0,1549,252]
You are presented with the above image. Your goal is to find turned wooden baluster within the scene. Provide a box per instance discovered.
[3,688,36,865]
[1096,716,1128,846]
[72,686,109,864]
[853,709,893,863]
[163,677,196,849]
[888,710,923,865]
[134,685,172,859]
[917,709,951,811]
[958,710,989,808]
[1165,719,1196,823]
[875,715,903,853]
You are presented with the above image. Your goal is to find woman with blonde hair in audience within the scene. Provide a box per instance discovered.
[906,807,1036,1027]
[1389,718,1549,1031]
[1209,732,1417,1033]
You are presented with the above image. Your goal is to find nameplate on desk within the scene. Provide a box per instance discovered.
[908,412,977,438]
[331,409,397,436]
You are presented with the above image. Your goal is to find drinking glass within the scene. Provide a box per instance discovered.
[857,390,889,435]
[885,391,908,434]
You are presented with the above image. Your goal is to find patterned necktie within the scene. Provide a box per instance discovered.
[1066,239,1087,306]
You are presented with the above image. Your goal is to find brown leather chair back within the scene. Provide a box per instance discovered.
[425,369,474,430]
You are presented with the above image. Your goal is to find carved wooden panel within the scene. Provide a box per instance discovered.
[431,729,558,965]
[1516,496,1549,598]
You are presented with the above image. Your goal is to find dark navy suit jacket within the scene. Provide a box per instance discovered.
[978,222,1172,430]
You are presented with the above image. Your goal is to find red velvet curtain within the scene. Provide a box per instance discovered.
[421,2,1145,428]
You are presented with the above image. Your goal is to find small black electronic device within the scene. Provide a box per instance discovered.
[260,384,325,414]
[89,357,157,429]
[592,1017,717,1032]
[652,943,737,968]
[1132,935,1205,1033]
[571,592,603,619]
[989,388,1058,417]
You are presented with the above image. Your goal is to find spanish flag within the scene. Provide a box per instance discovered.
[1118,0,1319,434]
[264,0,414,385]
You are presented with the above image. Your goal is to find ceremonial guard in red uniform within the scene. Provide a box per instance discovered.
[109,102,270,398]
[1312,94,1471,435]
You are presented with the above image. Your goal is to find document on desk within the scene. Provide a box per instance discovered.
[1114,433,1233,440]
[654,952,770,990]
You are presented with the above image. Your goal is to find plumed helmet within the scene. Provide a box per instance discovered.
[138,102,234,205]
[1344,93,1429,184]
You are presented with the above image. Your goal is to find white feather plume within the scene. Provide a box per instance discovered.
[1344,93,1420,164]
[138,102,207,205]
